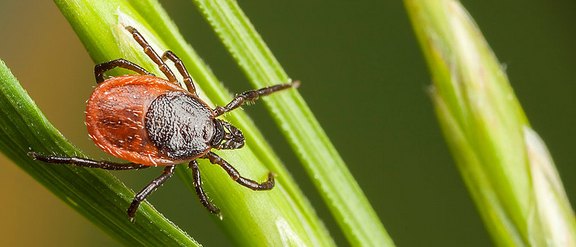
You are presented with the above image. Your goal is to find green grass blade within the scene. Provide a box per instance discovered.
[0,59,199,246]
[404,0,576,246]
[189,0,394,246]
[54,0,334,245]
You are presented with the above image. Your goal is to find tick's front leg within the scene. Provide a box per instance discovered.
[214,81,300,116]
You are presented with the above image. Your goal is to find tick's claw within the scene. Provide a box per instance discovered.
[264,172,276,188]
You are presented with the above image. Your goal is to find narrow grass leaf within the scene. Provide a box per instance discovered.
[188,0,394,246]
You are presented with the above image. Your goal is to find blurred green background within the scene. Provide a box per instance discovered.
[0,0,574,246]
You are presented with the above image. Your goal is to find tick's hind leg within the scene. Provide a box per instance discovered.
[124,26,177,83]
[214,81,300,116]
[28,152,149,170]
[127,165,175,220]
[94,59,153,84]
[203,152,275,190]
[162,51,196,95]
[189,160,220,215]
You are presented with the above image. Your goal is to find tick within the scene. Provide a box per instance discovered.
[29,26,298,220]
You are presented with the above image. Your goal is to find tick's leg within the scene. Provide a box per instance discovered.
[162,51,196,95]
[128,165,175,220]
[203,152,275,190]
[94,59,153,84]
[125,26,178,83]
[189,160,220,214]
[213,81,300,117]
[28,152,149,170]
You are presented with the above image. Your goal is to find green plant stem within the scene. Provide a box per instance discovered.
[53,0,334,245]
[405,0,576,246]
[189,0,394,246]
[0,59,199,246]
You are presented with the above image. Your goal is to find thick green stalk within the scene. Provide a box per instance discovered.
[189,0,394,246]
[54,0,333,246]
[405,0,576,246]
[0,59,199,246]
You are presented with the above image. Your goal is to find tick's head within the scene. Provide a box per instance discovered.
[211,119,245,150]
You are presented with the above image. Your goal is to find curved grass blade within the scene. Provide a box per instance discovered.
[0,59,199,246]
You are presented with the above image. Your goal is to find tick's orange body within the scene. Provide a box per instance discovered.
[85,75,209,166]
